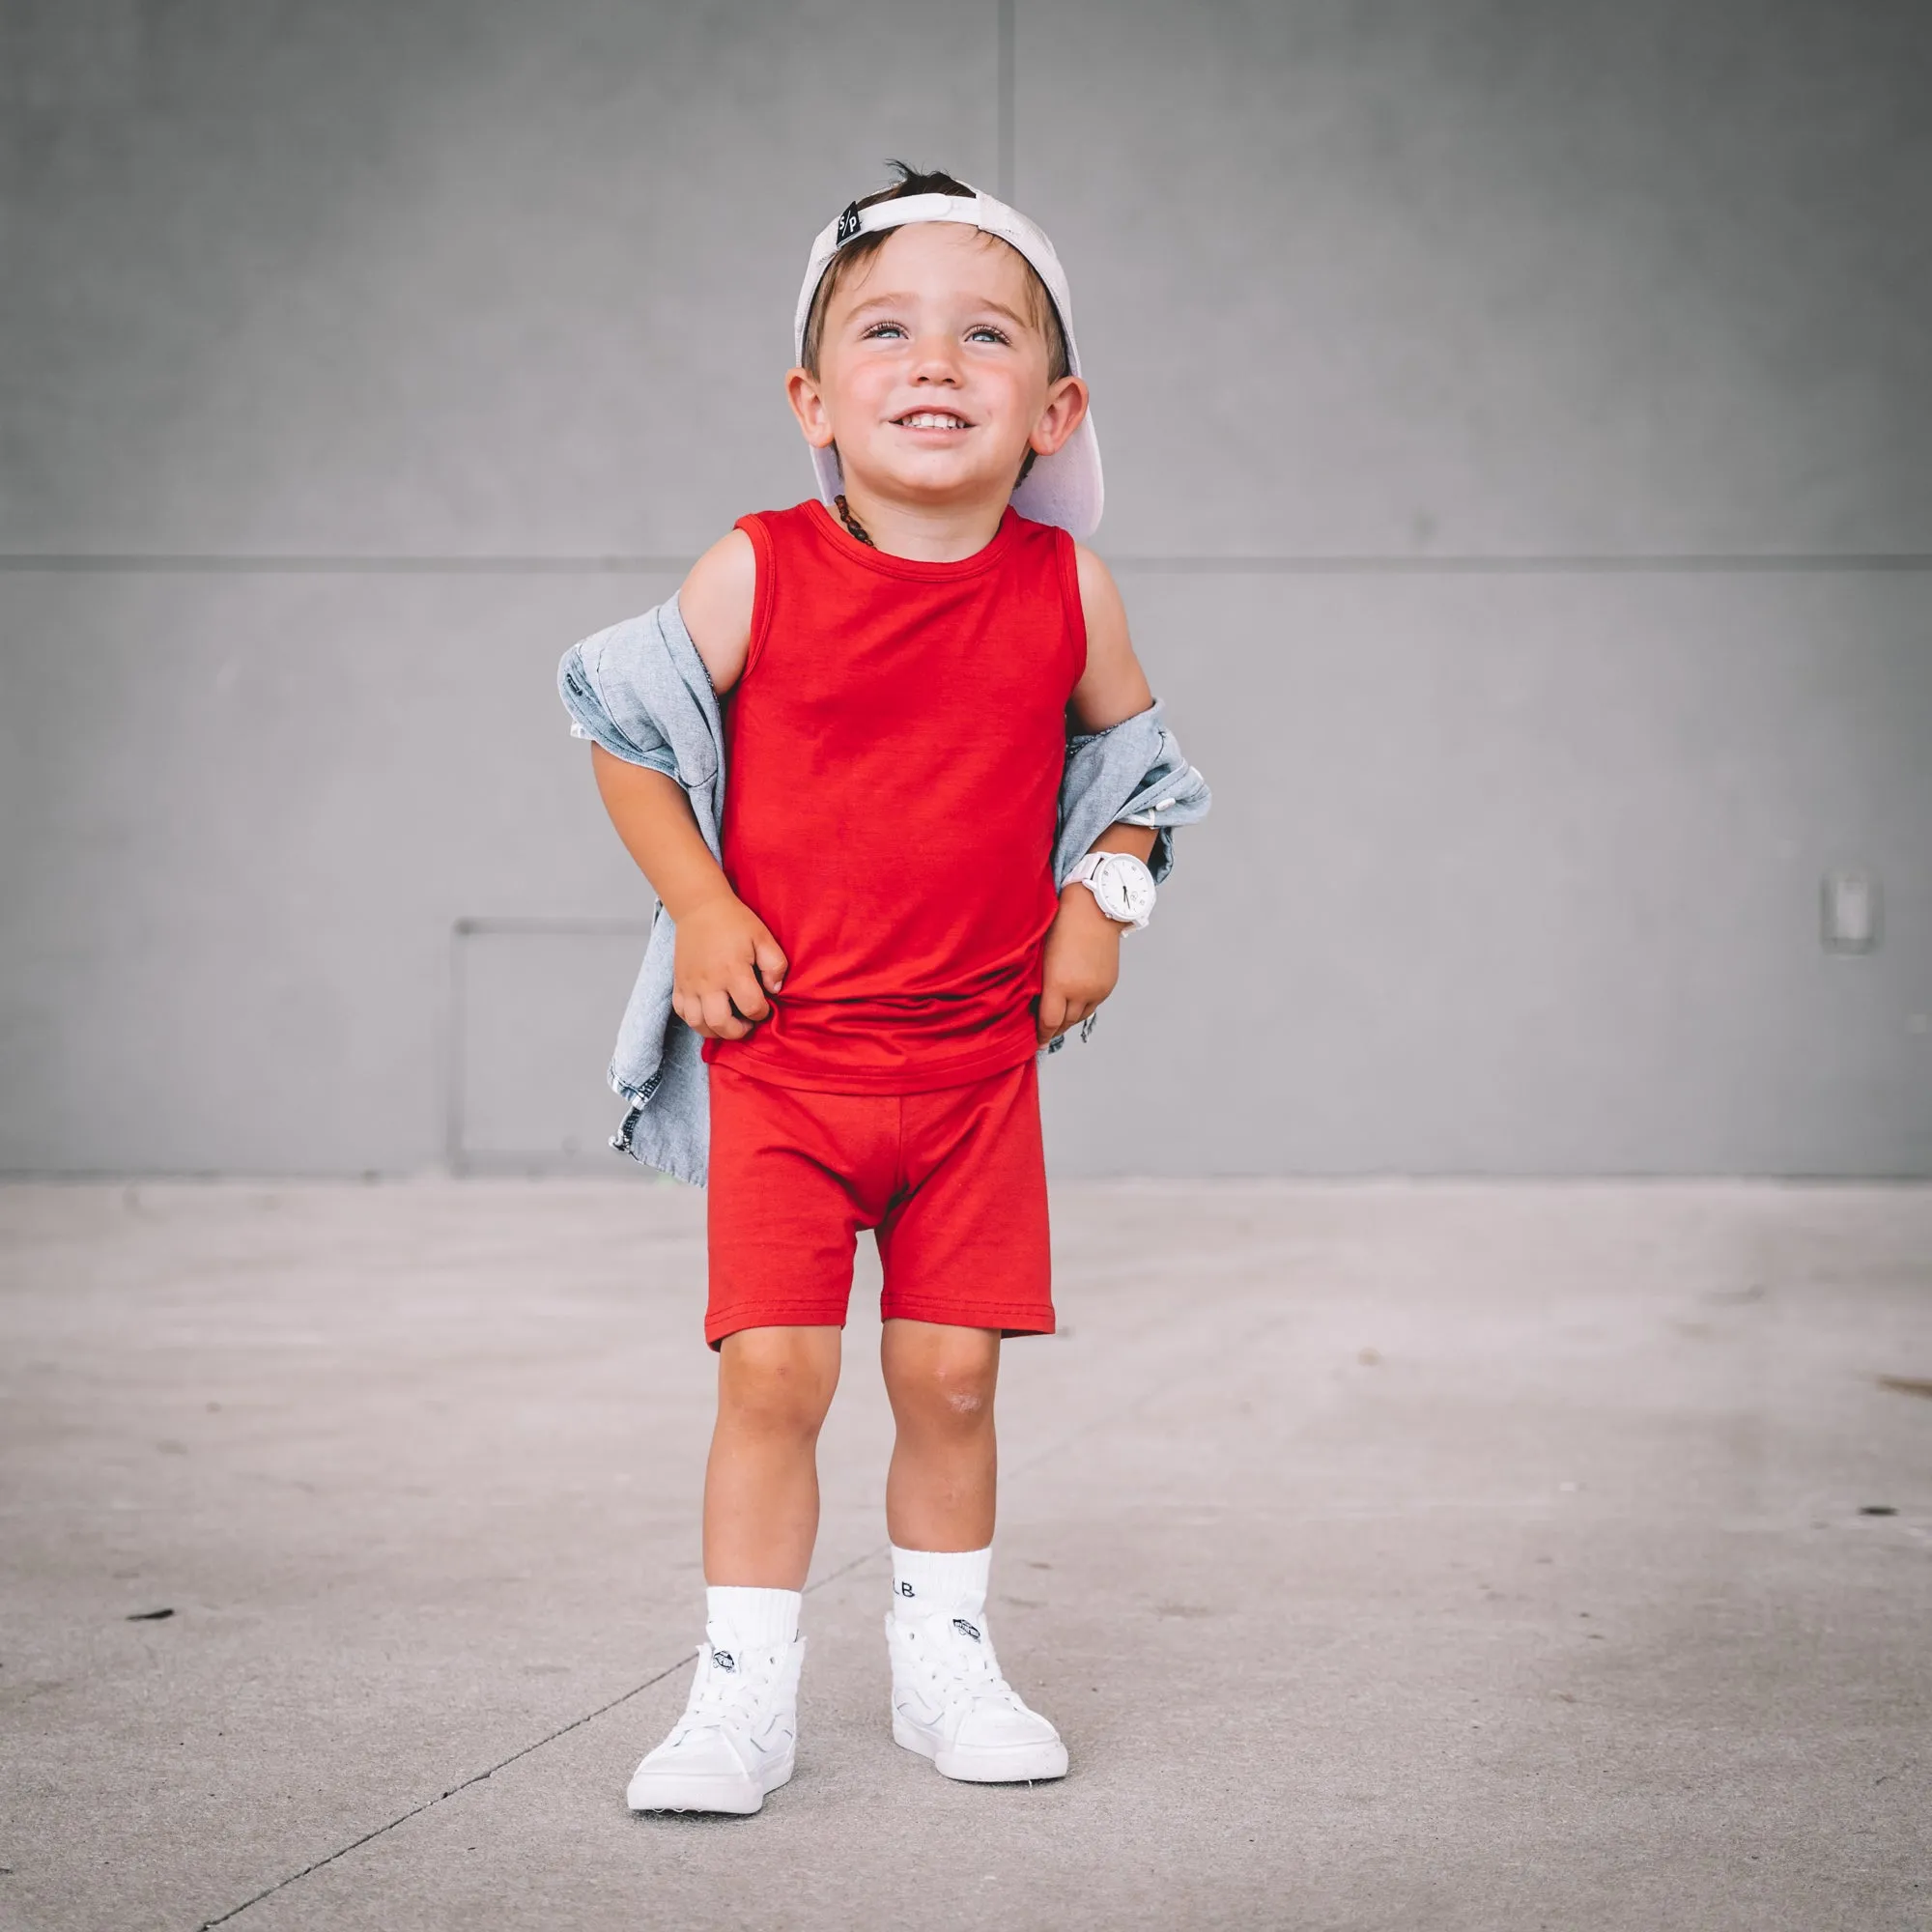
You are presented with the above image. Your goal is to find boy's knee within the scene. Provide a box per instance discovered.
[718,1327,838,1436]
[933,1361,993,1422]
[893,1343,997,1434]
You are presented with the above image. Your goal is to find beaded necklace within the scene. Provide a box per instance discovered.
[832,494,876,549]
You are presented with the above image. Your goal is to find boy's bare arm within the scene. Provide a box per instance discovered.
[589,531,781,1043]
[678,529,757,696]
[1068,544,1155,731]
[591,750,786,1040]
[1036,548,1161,1044]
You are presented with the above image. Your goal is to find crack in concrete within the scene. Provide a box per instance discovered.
[192,1545,889,1930]
[191,1290,1288,1928]
[191,1661,685,1929]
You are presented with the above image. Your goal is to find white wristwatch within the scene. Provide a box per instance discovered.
[1066,850,1156,929]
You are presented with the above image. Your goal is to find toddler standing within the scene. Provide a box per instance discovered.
[558,163,1209,1812]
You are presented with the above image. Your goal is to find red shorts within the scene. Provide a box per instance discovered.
[704,1056,1055,1348]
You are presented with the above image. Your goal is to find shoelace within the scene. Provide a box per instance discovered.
[903,1616,1026,1714]
[669,1643,781,1742]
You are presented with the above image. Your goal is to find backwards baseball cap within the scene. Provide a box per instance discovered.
[793,183,1104,539]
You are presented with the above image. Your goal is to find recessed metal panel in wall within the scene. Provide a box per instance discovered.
[450,921,653,1172]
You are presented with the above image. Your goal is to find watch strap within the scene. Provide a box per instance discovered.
[1067,850,1153,928]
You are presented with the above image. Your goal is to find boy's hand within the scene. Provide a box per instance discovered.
[1035,886,1124,1045]
[671,893,789,1040]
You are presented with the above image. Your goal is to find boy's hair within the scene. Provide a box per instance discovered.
[799,161,1071,390]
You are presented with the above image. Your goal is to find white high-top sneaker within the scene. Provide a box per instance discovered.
[886,1606,1068,1783]
[626,1625,804,1814]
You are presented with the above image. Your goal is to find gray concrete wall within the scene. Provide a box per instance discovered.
[2,0,1928,1177]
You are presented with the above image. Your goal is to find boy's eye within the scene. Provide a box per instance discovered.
[967,326,1010,345]
[862,322,907,340]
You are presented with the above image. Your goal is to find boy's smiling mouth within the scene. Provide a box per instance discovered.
[894,410,973,432]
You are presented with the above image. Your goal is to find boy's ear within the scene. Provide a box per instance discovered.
[1030,373,1090,458]
[785,366,838,449]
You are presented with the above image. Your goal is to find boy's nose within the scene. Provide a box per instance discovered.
[908,333,963,383]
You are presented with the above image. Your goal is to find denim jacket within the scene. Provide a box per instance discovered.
[556,594,1211,1186]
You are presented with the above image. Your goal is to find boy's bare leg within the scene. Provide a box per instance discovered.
[628,1325,837,1814]
[880,1319,1001,1550]
[702,1324,843,1589]
[877,1317,1065,1781]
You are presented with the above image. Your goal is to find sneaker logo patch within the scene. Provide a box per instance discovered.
[712,1649,736,1672]
[897,1580,916,1598]
[952,1618,981,1641]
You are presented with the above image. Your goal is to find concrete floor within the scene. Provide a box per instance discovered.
[1,1179,1928,1932]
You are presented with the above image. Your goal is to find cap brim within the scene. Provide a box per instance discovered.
[1009,410,1103,540]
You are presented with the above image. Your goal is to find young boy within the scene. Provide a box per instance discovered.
[557,164,1208,1813]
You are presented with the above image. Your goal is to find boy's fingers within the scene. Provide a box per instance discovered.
[1045,992,1099,1041]
[700,988,750,1039]
[753,929,788,992]
[674,987,716,1038]
[729,963,770,1024]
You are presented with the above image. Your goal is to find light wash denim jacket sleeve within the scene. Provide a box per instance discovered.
[556,594,1211,1186]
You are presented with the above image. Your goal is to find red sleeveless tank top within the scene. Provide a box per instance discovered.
[701,497,1087,1093]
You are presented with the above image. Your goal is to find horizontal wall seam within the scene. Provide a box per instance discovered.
[0,554,695,575]
[1111,553,1932,575]
[2,553,1930,576]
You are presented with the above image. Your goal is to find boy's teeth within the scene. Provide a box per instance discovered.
[903,412,965,428]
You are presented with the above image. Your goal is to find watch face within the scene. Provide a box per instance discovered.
[1095,855,1156,922]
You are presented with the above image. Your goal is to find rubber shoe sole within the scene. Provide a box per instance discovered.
[893,1713,1068,1784]
[626,1744,795,1814]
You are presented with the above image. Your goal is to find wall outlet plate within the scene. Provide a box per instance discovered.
[1822,869,1880,953]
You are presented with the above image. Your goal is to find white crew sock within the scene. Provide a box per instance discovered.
[705,1584,800,1651]
[890,1544,991,1624]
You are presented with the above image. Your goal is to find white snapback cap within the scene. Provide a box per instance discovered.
[793,185,1103,539]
